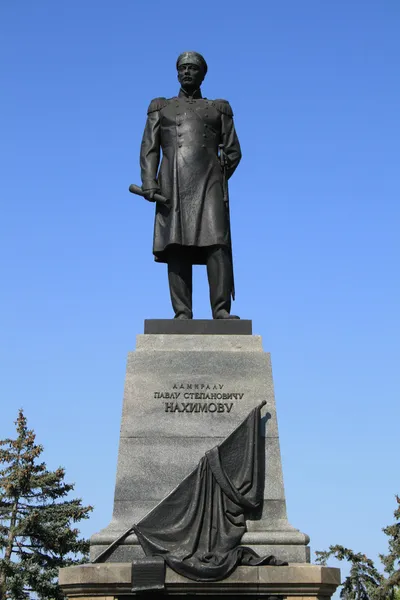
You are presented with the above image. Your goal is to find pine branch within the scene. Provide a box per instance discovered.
[315,545,384,599]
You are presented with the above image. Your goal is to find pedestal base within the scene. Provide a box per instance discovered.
[59,563,340,598]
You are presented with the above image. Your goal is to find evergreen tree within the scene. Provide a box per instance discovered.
[316,495,400,600]
[380,496,400,595]
[0,410,93,600]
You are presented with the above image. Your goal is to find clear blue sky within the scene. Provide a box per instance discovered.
[1,0,399,590]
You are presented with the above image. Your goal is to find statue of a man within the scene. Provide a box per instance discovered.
[140,51,242,319]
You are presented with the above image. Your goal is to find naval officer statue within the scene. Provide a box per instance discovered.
[140,51,242,319]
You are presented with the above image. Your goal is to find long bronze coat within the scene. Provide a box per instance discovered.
[140,89,241,264]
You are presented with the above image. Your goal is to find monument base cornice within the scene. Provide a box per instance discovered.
[59,563,340,598]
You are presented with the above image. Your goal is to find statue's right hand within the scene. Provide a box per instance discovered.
[142,188,159,202]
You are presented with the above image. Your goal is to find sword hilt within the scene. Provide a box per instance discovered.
[219,144,226,170]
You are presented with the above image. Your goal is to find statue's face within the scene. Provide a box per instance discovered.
[177,63,204,91]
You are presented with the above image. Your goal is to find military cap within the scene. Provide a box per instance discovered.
[176,51,208,75]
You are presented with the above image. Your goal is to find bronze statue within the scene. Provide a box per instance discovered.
[137,51,242,319]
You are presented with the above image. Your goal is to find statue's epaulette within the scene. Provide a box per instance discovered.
[147,97,168,114]
[212,99,233,117]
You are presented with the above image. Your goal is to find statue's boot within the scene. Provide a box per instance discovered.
[207,245,240,320]
[215,309,240,320]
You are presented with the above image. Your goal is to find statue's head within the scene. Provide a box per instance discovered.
[176,51,207,93]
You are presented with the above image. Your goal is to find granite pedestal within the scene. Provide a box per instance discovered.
[89,320,310,564]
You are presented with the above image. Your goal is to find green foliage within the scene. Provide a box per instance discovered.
[0,410,93,600]
[380,496,400,593]
[316,496,400,600]
[315,546,384,599]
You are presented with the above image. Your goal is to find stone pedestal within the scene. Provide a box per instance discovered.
[59,563,341,598]
[89,320,309,564]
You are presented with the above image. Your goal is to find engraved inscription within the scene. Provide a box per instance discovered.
[153,382,245,414]
[154,391,244,400]
[164,402,233,413]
